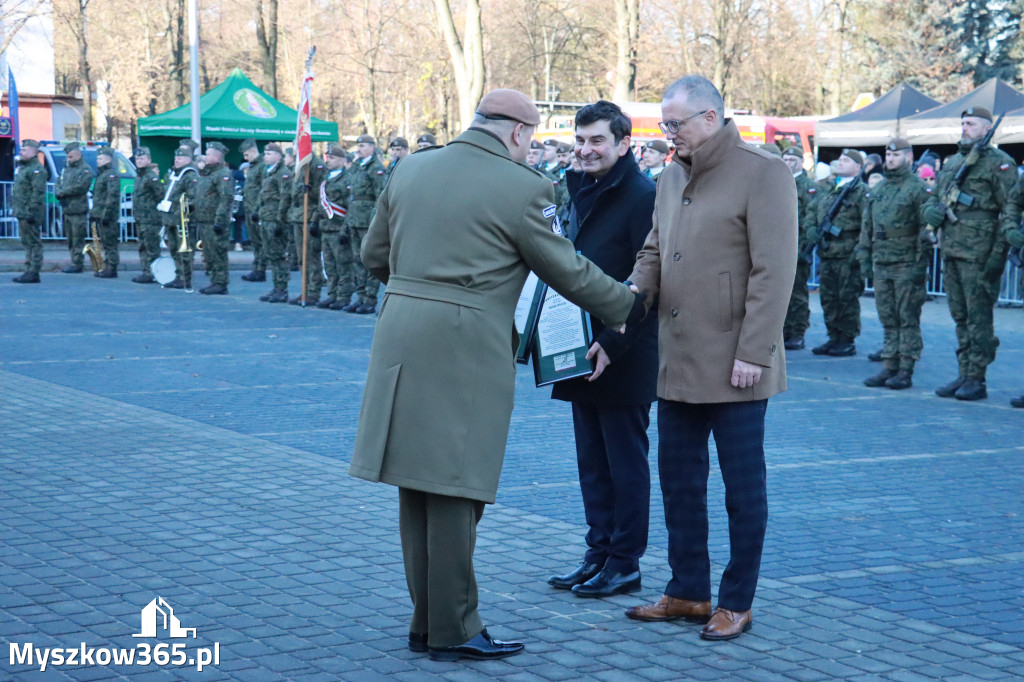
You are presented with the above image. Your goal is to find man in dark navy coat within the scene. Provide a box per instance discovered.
[546,101,659,598]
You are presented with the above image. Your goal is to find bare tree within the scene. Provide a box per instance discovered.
[0,0,46,56]
[434,0,484,131]
[613,0,639,100]
[255,0,279,97]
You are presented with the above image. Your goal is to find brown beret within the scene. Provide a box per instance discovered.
[782,146,803,159]
[239,138,258,152]
[356,134,376,145]
[645,139,670,154]
[416,133,436,146]
[476,88,541,126]
[389,137,409,149]
[962,106,993,122]
[840,148,864,165]
[529,140,544,150]
[265,143,284,154]
[324,143,347,157]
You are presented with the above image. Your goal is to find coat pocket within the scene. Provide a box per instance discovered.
[718,272,733,332]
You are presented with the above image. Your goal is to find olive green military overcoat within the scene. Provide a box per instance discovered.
[349,129,635,504]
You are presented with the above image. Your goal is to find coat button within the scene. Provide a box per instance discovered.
[671,308,678,317]
[682,197,691,205]
[673,253,680,261]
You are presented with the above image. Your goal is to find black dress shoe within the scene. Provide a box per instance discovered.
[241,270,266,282]
[62,264,84,273]
[408,632,428,653]
[547,562,602,590]
[571,569,641,598]
[427,628,524,662]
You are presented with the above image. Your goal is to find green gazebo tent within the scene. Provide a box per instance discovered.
[137,68,338,169]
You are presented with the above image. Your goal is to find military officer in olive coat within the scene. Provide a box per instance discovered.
[54,141,95,273]
[91,147,122,278]
[350,89,642,662]
[12,140,47,283]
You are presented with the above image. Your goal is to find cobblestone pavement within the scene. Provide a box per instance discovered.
[2,269,1023,681]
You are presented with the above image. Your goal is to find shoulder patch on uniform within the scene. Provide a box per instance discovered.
[542,205,557,219]
[1000,163,1012,171]
[222,176,231,181]
[33,170,40,174]
[376,170,384,175]
[551,215,565,237]
[807,188,816,193]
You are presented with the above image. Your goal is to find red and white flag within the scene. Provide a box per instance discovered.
[295,67,313,169]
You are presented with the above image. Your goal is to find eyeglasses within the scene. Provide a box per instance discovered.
[658,110,708,135]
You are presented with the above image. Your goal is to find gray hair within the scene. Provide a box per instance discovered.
[664,75,725,125]
[470,113,522,137]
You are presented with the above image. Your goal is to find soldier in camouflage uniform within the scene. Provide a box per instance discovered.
[812,149,868,357]
[1002,172,1024,407]
[856,138,933,390]
[416,133,437,150]
[239,139,267,282]
[317,145,355,310]
[386,137,409,182]
[780,145,818,350]
[159,147,200,289]
[130,147,165,283]
[282,149,301,271]
[91,147,122,278]
[11,140,47,283]
[923,107,1016,401]
[193,142,235,295]
[286,153,327,305]
[344,134,387,314]
[640,139,670,182]
[54,141,95,273]
[258,143,290,302]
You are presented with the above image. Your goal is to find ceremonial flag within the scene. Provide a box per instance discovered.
[295,64,313,169]
[8,67,20,153]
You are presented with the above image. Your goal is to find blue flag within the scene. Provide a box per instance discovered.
[8,66,19,153]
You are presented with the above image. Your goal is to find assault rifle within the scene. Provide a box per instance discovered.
[815,176,860,254]
[930,112,1005,228]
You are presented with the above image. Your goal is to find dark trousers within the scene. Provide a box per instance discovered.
[571,402,651,574]
[398,488,484,648]
[658,398,768,612]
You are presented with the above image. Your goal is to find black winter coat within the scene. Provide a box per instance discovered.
[551,152,659,406]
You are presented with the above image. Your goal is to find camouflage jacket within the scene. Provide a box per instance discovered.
[794,170,818,249]
[91,162,122,223]
[12,156,47,221]
[927,143,1016,261]
[1002,173,1024,238]
[259,162,287,224]
[857,164,931,267]
[54,157,94,216]
[318,167,351,231]
[131,165,164,226]
[814,176,868,259]
[242,156,265,220]
[193,161,234,225]
[343,155,386,228]
[286,156,326,223]
[159,165,199,227]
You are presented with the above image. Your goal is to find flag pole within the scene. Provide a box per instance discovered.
[299,47,316,307]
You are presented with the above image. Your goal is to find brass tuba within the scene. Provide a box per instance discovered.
[83,220,104,272]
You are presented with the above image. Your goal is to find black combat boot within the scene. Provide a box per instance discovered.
[935,376,966,398]
[354,304,377,314]
[62,264,84,273]
[259,289,276,302]
[886,371,913,390]
[828,341,857,357]
[954,378,987,401]
[132,272,156,283]
[811,339,836,355]
[95,267,117,278]
[163,278,185,289]
[864,369,896,387]
[266,289,288,303]
[241,270,266,282]
[200,283,228,295]
[784,336,805,351]
[867,349,884,362]
[316,297,335,309]
[12,272,40,283]
[1010,394,1024,408]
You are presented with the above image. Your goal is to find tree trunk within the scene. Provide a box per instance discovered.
[255,0,278,98]
[434,0,484,132]
[163,0,186,107]
[78,0,93,139]
[613,0,638,101]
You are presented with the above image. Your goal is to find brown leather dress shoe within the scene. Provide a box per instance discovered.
[699,607,752,641]
[624,595,712,623]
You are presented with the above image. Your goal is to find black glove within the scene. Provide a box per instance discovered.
[273,226,284,238]
[213,224,225,235]
[308,224,321,237]
[624,291,648,328]
[249,214,260,224]
[101,219,110,227]
[301,183,312,193]
[24,215,36,225]
[338,232,351,247]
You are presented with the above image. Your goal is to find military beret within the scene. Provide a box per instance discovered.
[356,134,376,145]
[529,140,544,150]
[20,139,40,149]
[97,147,115,157]
[206,141,229,154]
[389,137,409,149]
[324,143,346,157]
[284,147,295,156]
[264,143,283,154]
[782,145,803,159]
[174,146,193,158]
[840,148,864,165]
[887,138,912,152]
[962,106,993,122]
[417,133,436,146]
[557,142,573,154]
[239,138,258,152]
[476,88,541,126]
[543,139,559,148]
[866,153,882,166]
[178,138,198,149]
[645,139,670,154]
[64,141,81,152]
[134,146,151,157]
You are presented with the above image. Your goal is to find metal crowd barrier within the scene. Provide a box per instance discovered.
[0,181,136,242]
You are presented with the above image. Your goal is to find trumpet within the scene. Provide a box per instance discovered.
[84,220,103,272]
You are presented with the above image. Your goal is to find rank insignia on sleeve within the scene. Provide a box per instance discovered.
[542,205,557,219]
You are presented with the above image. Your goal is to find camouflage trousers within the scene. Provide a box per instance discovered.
[818,256,864,342]
[248,216,266,271]
[943,257,1001,379]
[166,222,197,286]
[349,226,379,306]
[97,217,120,268]
[287,222,300,269]
[64,213,88,267]
[873,263,927,373]
[322,229,356,305]
[18,215,43,274]
[783,260,811,338]
[291,221,325,300]
[136,221,162,273]
[261,221,290,292]
[198,223,229,286]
